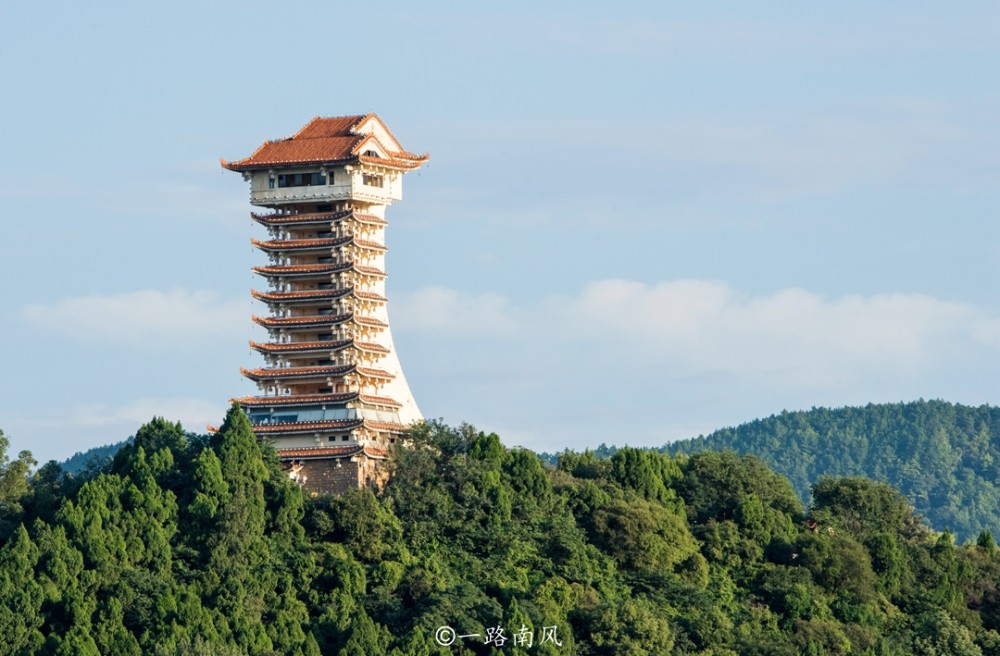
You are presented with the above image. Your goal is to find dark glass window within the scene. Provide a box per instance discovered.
[277,171,326,188]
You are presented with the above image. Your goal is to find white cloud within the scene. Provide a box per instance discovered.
[66,398,227,431]
[20,288,246,348]
[398,279,1000,452]
[9,397,230,463]
[391,286,519,336]
[400,278,1000,394]
[18,397,226,432]
[548,279,987,385]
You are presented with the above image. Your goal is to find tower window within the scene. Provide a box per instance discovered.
[362,174,384,188]
[278,172,326,188]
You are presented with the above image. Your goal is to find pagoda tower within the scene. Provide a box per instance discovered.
[221,114,428,492]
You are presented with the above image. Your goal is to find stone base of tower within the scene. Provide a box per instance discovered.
[280,446,390,495]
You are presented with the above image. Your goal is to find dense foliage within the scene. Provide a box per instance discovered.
[3,410,1000,654]
[663,400,1000,542]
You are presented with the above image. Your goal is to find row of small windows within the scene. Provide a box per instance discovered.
[249,407,401,425]
[267,172,385,189]
[269,172,330,189]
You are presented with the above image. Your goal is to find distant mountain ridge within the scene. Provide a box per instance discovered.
[59,438,131,475]
[663,400,1000,541]
[62,400,1000,540]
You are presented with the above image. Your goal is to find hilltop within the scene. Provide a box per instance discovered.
[661,400,1000,542]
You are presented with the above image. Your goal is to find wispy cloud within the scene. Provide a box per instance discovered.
[397,279,1000,451]
[9,397,229,463]
[398,279,997,378]
[541,279,991,385]
[20,289,246,348]
[23,397,226,432]
[391,286,519,336]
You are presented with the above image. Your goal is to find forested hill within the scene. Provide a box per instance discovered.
[7,407,1000,656]
[663,400,1000,542]
[5,412,1000,654]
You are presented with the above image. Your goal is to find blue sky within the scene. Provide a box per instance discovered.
[2,1,998,463]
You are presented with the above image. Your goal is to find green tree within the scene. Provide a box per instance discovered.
[0,429,36,541]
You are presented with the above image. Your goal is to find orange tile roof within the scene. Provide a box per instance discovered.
[252,263,350,278]
[241,364,354,381]
[356,153,423,170]
[353,341,390,353]
[253,420,364,435]
[249,339,352,354]
[251,236,386,255]
[355,366,394,380]
[250,288,386,304]
[251,210,353,226]
[277,445,364,459]
[363,421,406,434]
[252,263,385,279]
[353,290,387,302]
[294,115,363,139]
[251,289,352,303]
[352,238,387,251]
[358,394,403,407]
[249,210,387,227]
[241,364,393,382]
[248,339,389,355]
[275,445,392,460]
[252,313,385,330]
[352,212,388,225]
[252,314,352,329]
[236,392,359,406]
[274,444,390,460]
[221,114,428,172]
[252,236,352,252]
[236,392,401,409]
[353,264,386,277]
[353,315,388,328]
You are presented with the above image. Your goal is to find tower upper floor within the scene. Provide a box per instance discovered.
[221,114,428,209]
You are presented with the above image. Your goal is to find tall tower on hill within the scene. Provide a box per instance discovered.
[221,114,428,493]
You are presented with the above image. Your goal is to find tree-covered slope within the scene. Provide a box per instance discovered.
[663,400,1000,542]
[3,413,1000,653]
[59,438,131,475]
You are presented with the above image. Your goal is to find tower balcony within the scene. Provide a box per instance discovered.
[235,391,402,410]
[251,210,387,231]
[251,288,354,306]
[252,236,386,257]
[251,288,386,311]
[242,363,395,395]
[252,263,351,284]
[253,262,386,285]
[252,313,387,337]
[245,170,402,208]
[252,236,352,256]
[252,313,354,332]
[250,339,389,368]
